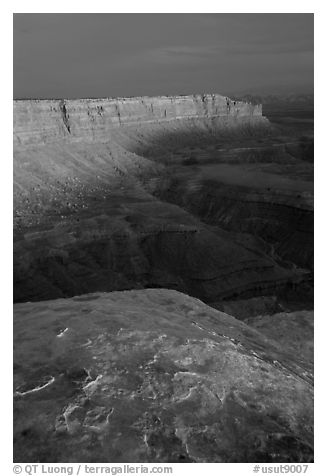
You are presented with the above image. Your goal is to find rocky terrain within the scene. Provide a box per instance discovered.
[14,289,313,463]
[13,93,314,462]
[14,95,313,307]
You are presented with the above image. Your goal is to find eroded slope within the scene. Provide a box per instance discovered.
[13,95,311,306]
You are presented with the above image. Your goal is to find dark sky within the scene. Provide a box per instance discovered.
[13,13,314,99]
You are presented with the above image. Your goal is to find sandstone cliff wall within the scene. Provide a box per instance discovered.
[14,94,264,147]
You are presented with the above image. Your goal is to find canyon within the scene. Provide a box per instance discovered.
[13,93,314,462]
[13,95,313,306]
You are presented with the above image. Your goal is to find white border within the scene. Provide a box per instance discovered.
[3,3,324,474]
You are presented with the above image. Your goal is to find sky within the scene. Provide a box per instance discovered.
[13,13,314,99]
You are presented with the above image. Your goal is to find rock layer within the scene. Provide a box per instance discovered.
[14,94,263,147]
[13,197,307,303]
[14,95,309,306]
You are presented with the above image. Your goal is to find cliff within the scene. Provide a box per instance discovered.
[13,92,311,305]
[14,94,264,147]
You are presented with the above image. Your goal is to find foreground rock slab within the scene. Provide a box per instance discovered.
[14,289,313,463]
[244,310,313,365]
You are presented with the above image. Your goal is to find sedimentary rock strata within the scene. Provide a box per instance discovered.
[13,95,311,305]
[14,94,263,147]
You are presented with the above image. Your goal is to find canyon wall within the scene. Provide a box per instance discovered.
[14,93,310,306]
[14,94,264,147]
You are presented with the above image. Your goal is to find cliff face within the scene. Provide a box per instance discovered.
[13,93,311,308]
[14,94,264,147]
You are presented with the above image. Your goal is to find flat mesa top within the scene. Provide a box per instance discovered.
[13,93,234,103]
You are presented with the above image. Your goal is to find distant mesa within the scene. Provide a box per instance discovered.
[13,93,265,147]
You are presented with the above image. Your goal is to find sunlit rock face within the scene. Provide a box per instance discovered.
[14,289,313,463]
[14,94,264,147]
[13,95,310,305]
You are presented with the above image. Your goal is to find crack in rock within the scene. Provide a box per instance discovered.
[15,376,55,397]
